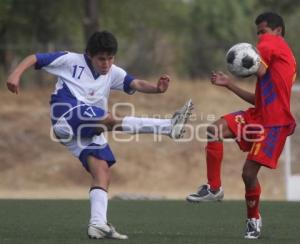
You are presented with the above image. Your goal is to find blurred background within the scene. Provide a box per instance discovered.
[0,0,299,200]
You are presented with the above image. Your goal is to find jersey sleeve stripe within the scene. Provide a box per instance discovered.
[123,74,135,94]
[35,51,68,69]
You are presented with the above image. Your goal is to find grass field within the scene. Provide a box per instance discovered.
[0,200,299,244]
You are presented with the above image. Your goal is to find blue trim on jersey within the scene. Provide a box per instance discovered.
[35,51,68,69]
[262,127,280,158]
[84,54,100,79]
[259,72,277,106]
[123,74,135,94]
[230,110,244,116]
[50,83,78,126]
[50,82,76,105]
[50,83,106,138]
[79,143,116,171]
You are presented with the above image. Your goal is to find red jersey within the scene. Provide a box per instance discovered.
[246,33,297,127]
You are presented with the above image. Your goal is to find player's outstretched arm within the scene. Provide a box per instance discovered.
[6,54,37,94]
[211,71,255,105]
[129,74,170,94]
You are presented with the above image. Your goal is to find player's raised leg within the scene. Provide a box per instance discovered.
[186,118,234,202]
[87,156,128,240]
[98,99,193,139]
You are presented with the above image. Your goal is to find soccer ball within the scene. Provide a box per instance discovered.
[225,43,261,77]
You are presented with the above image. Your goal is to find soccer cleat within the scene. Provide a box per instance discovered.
[87,223,128,240]
[186,184,224,202]
[169,99,193,139]
[244,216,262,239]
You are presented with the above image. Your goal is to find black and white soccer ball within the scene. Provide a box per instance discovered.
[226,43,261,77]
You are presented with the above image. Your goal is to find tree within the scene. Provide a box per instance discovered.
[184,0,256,77]
[83,0,100,42]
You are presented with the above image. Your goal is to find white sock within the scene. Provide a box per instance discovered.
[121,116,172,135]
[89,188,108,226]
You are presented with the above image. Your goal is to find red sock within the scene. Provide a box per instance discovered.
[245,182,261,219]
[206,141,223,191]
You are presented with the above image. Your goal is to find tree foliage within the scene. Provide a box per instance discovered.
[0,0,299,81]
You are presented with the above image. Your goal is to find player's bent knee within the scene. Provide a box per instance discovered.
[242,171,256,186]
[207,123,220,141]
[100,113,117,131]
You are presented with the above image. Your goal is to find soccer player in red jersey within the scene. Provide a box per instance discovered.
[186,12,297,239]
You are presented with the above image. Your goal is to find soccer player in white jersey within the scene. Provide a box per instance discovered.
[6,31,192,240]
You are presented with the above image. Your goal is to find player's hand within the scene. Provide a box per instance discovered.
[157,75,170,93]
[6,73,20,94]
[210,71,231,87]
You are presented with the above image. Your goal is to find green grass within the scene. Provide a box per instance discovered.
[0,200,299,244]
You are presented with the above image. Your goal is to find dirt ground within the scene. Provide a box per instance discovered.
[1,79,299,200]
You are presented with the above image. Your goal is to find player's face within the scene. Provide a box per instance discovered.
[90,53,115,75]
[256,21,282,37]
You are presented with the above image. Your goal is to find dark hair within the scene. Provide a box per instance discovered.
[86,31,118,56]
[255,12,285,36]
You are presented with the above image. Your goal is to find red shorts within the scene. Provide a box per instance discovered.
[222,110,296,169]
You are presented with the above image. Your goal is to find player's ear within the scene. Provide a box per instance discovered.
[274,26,282,36]
[86,51,92,59]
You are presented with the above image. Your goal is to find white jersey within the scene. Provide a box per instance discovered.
[35,51,135,111]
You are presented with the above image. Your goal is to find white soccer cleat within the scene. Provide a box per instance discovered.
[169,99,193,139]
[244,215,262,239]
[87,223,128,240]
[186,184,224,202]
